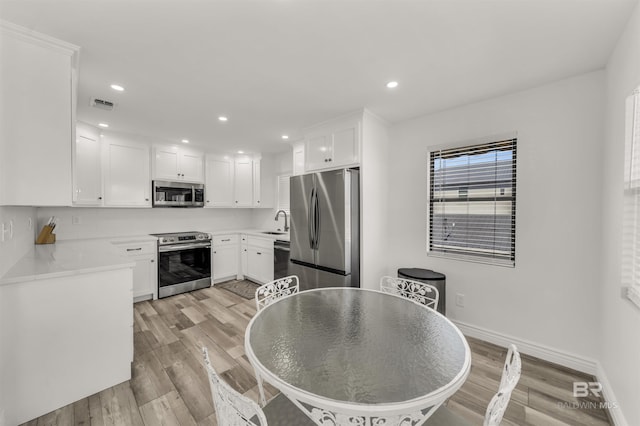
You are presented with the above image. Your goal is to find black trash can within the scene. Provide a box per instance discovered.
[397,268,446,316]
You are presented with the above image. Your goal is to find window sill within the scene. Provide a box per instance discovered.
[427,251,515,268]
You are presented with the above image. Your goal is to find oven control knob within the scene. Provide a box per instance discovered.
[197,234,205,240]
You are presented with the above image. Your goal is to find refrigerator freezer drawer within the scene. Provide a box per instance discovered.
[289,261,353,291]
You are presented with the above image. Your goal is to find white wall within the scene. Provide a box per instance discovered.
[601,1,640,424]
[0,206,35,277]
[36,207,252,240]
[387,71,604,363]
[360,111,390,290]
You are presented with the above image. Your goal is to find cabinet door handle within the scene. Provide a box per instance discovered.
[257,200,260,203]
[207,200,210,203]
[221,239,231,242]
[127,248,142,251]
[150,259,155,263]
[145,198,149,201]
[213,251,217,254]
[98,197,103,200]
[257,252,262,255]
[235,201,238,203]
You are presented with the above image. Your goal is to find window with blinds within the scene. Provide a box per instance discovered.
[429,136,517,266]
[277,174,291,213]
[622,87,640,309]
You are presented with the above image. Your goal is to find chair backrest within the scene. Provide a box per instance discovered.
[255,275,300,311]
[202,347,267,426]
[483,344,522,426]
[379,276,439,310]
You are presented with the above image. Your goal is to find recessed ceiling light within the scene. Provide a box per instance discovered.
[282,135,289,140]
[110,84,125,92]
[218,116,228,122]
[237,150,244,154]
[181,139,189,144]
[386,81,399,89]
[98,123,109,128]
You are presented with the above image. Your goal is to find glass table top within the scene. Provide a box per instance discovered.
[247,288,468,405]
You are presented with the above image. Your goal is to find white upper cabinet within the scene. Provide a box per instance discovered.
[205,155,234,207]
[234,157,254,207]
[304,113,361,172]
[292,142,305,176]
[153,146,204,183]
[0,22,79,206]
[74,123,103,206]
[103,137,151,207]
[253,159,261,207]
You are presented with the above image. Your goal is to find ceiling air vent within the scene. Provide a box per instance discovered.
[90,97,115,111]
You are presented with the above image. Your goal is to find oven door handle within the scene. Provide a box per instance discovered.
[159,243,211,252]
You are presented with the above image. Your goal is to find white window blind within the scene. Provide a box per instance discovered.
[622,87,640,309]
[277,174,291,213]
[429,137,517,266]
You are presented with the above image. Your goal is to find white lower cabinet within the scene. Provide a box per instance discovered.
[112,240,157,301]
[212,234,239,283]
[245,236,274,284]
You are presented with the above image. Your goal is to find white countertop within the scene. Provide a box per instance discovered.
[208,229,290,241]
[0,229,286,286]
[0,239,137,285]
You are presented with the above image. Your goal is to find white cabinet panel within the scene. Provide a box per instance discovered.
[153,146,204,183]
[253,160,261,207]
[234,157,253,207]
[154,148,180,180]
[205,156,234,207]
[332,125,359,167]
[293,143,305,176]
[245,236,274,284]
[0,23,78,206]
[112,240,157,301]
[304,113,361,172]
[181,151,204,182]
[213,245,239,281]
[246,247,273,284]
[74,123,102,206]
[104,140,151,207]
[305,134,332,171]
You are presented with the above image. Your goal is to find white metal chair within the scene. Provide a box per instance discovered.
[379,275,440,310]
[255,275,299,311]
[202,347,315,426]
[425,344,522,426]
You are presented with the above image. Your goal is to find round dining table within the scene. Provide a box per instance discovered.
[244,287,471,426]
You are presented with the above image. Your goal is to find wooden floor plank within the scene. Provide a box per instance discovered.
[20,281,613,426]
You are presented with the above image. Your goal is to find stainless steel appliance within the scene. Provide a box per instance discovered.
[151,231,211,298]
[152,180,205,207]
[274,240,290,279]
[289,169,359,290]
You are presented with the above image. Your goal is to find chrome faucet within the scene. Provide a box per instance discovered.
[274,210,289,232]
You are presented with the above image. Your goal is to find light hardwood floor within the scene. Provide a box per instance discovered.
[22,284,612,426]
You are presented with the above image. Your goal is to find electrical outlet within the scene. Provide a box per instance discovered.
[456,293,465,307]
[28,217,33,230]
[72,216,82,225]
[9,220,13,239]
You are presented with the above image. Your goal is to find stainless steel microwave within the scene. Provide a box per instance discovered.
[152,180,205,207]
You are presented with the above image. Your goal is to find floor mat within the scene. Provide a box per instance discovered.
[216,280,260,300]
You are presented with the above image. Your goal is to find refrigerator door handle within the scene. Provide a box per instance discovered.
[308,187,316,250]
[313,188,320,249]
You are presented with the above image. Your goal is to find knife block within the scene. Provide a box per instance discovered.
[36,225,56,245]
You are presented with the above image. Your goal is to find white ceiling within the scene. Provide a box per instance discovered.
[0,0,636,154]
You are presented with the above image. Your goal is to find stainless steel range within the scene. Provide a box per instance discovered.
[150,231,212,298]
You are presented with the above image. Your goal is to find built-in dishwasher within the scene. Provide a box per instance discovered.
[274,240,290,279]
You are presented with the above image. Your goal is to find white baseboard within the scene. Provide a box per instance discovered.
[453,320,598,374]
[453,320,629,425]
[595,361,628,426]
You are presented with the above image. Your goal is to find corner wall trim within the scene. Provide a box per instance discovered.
[452,320,598,374]
[595,362,629,426]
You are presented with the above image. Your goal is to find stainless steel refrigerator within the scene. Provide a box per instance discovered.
[289,168,360,290]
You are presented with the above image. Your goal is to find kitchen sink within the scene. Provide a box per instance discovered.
[261,231,287,235]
